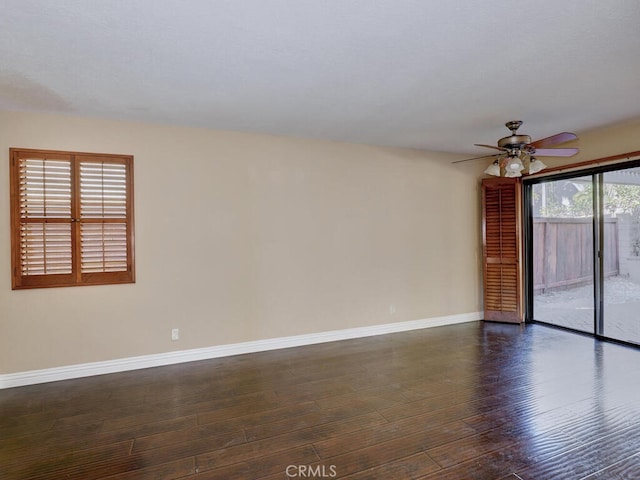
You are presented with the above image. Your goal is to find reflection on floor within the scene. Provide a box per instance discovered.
[2,322,640,479]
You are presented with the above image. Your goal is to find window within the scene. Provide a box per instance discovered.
[10,148,135,289]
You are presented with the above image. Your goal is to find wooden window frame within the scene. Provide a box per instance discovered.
[10,148,135,289]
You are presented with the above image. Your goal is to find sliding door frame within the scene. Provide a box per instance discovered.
[594,173,604,337]
[523,157,640,345]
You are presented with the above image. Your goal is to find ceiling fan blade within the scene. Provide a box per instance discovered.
[452,154,499,164]
[474,143,507,151]
[530,132,577,148]
[533,148,579,157]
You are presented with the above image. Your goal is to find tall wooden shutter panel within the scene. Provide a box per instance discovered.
[482,178,523,323]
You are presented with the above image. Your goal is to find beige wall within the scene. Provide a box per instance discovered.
[0,110,484,374]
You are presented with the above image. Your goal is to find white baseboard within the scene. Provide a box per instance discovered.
[0,312,481,389]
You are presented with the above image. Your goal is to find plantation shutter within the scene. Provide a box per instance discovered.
[78,157,131,281]
[15,153,75,286]
[10,149,135,289]
[482,177,523,323]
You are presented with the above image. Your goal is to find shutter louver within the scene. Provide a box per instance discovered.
[482,178,523,323]
[19,158,72,218]
[80,162,127,219]
[81,223,128,273]
[20,223,72,275]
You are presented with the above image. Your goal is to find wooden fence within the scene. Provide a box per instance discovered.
[533,217,619,293]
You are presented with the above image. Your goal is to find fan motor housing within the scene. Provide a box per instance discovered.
[498,134,532,148]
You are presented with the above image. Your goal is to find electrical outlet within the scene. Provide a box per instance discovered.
[171,328,180,341]
[389,304,396,315]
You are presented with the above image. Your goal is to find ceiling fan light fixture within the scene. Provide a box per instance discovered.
[484,160,501,176]
[528,157,547,174]
[504,168,522,178]
[506,155,524,173]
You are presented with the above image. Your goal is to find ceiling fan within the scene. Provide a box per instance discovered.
[453,120,579,177]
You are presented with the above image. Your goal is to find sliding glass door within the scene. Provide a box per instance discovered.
[531,176,594,333]
[527,163,640,346]
[602,168,640,343]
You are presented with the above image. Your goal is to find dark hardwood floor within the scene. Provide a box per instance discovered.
[2,321,640,479]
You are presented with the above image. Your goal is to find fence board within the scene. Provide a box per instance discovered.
[533,217,619,293]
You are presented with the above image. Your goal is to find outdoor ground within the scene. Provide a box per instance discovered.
[534,275,640,343]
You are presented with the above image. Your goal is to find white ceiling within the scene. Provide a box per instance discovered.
[1,0,639,154]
